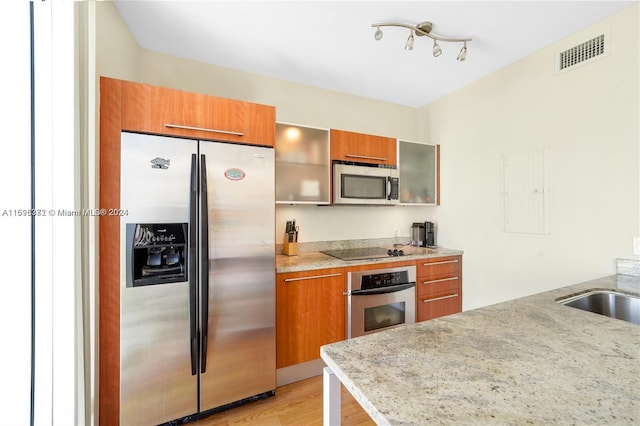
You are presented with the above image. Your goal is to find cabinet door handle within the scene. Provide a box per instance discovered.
[284,273,342,282]
[165,123,244,137]
[422,277,459,285]
[345,154,387,162]
[422,293,459,303]
[421,259,459,267]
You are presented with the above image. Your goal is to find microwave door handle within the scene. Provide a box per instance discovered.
[387,176,392,200]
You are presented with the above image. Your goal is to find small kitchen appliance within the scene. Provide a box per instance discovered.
[426,221,436,247]
[332,162,399,205]
[411,221,436,247]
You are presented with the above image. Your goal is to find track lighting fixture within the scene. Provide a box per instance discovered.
[372,20,471,60]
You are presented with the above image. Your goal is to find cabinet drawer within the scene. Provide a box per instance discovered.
[417,256,460,279]
[417,292,460,322]
[417,276,459,297]
[121,80,275,146]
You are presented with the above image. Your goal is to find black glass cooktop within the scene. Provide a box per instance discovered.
[321,247,398,261]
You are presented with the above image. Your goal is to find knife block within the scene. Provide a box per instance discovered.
[283,242,298,256]
[282,233,298,256]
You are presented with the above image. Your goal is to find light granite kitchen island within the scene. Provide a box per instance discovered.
[321,273,640,425]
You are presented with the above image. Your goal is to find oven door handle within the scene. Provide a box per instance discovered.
[350,282,415,296]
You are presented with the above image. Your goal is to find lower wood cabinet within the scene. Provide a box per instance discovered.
[416,256,462,322]
[276,268,345,368]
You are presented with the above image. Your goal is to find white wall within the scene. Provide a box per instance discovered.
[420,5,639,310]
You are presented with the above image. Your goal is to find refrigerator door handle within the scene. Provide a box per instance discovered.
[200,154,210,374]
[189,154,198,376]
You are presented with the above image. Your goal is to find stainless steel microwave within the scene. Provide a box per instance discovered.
[333,163,399,205]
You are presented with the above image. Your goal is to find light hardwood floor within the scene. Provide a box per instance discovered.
[190,375,375,425]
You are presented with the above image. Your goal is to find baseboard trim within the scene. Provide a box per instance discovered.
[276,358,326,386]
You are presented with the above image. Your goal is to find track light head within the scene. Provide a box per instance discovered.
[374,26,383,41]
[433,40,442,57]
[457,42,467,61]
[405,32,414,50]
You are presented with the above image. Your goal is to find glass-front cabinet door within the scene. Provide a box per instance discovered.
[275,122,330,204]
[398,140,439,205]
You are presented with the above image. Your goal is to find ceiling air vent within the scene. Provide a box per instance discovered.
[556,31,610,74]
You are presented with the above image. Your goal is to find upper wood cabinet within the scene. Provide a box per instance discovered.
[330,129,397,166]
[120,80,275,146]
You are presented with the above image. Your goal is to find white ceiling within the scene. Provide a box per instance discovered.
[114,1,636,107]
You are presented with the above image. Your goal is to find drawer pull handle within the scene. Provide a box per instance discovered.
[345,154,387,162]
[422,277,459,285]
[165,123,244,137]
[284,273,342,282]
[422,259,459,267]
[422,293,459,303]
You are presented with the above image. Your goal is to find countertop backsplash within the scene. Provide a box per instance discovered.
[617,258,640,276]
[616,258,640,293]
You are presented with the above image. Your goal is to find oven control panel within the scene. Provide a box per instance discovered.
[361,271,409,290]
[349,265,416,292]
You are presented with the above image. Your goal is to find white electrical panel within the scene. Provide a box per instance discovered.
[501,147,551,235]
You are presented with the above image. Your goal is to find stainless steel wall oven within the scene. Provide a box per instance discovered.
[346,265,416,339]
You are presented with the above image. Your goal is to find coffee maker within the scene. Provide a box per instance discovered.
[411,221,436,247]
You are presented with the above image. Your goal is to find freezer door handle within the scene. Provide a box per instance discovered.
[200,154,210,374]
[189,154,198,375]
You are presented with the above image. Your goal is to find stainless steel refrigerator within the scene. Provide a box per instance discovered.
[119,132,275,425]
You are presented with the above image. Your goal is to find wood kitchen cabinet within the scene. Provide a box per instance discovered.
[121,79,275,146]
[398,140,440,205]
[416,256,462,322]
[276,268,345,368]
[330,129,397,166]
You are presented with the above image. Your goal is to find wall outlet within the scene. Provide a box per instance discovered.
[393,226,399,238]
[633,237,640,255]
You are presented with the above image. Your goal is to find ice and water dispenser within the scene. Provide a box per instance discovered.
[126,223,188,287]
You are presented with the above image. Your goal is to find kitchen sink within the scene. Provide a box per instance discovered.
[558,290,640,325]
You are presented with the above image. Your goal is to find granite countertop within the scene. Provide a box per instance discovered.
[321,274,640,424]
[276,245,463,273]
